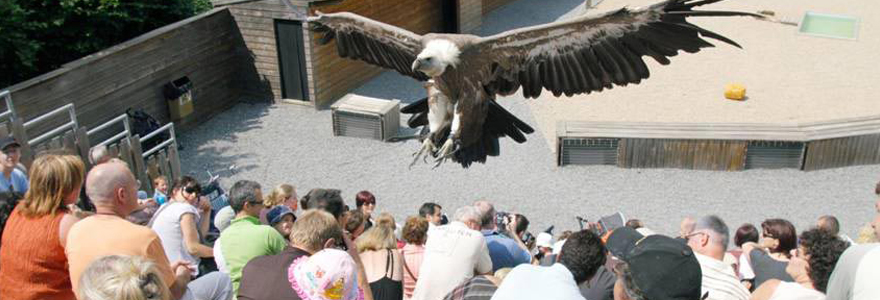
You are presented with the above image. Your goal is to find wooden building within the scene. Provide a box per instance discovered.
[214,0,516,108]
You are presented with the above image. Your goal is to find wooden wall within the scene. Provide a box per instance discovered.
[617,139,747,171]
[2,8,249,134]
[459,0,483,33]
[803,134,880,171]
[482,0,517,15]
[307,0,444,107]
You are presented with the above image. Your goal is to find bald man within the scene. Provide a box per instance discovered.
[66,162,232,300]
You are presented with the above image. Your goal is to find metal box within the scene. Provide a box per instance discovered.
[331,94,400,141]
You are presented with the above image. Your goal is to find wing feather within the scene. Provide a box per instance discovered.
[308,12,429,81]
[463,0,763,99]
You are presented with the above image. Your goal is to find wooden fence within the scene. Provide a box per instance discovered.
[557,116,880,171]
[0,90,181,193]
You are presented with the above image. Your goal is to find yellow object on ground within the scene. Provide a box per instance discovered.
[725,84,746,100]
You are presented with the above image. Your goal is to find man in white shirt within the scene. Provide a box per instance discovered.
[687,215,750,300]
[491,230,607,300]
[826,243,880,300]
[411,206,492,300]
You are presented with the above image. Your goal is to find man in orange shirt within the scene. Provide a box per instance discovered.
[66,161,232,300]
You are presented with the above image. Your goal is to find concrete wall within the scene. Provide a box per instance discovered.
[2,8,251,133]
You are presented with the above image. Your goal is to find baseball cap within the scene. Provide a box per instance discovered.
[267,205,296,226]
[536,232,553,248]
[606,229,703,300]
[0,136,20,151]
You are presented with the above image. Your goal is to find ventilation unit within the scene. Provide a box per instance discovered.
[558,138,619,166]
[745,141,805,169]
[331,94,400,141]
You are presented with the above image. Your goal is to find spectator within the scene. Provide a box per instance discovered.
[579,265,615,300]
[441,275,502,300]
[357,190,377,230]
[418,202,443,226]
[149,176,214,276]
[0,136,27,194]
[88,144,115,166]
[357,213,404,300]
[302,188,345,221]
[818,215,856,245]
[411,206,492,300]
[78,255,172,300]
[0,154,84,300]
[743,219,797,288]
[401,216,429,299]
[686,215,749,300]
[65,161,232,300]
[346,210,368,240]
[287,248,372,300]
[535,231,554,262]
[855,223,878,244]
[153,175,169,206]
[492,230,607,300]
[0,191,22,246]
[825,244,880,299]
[260,183,297,224]
[680,216,696,238]
[752,228,849,300]
[216,180,287,295]
[267,205,297,240]
[237,210,346,300]
[607,228,703,300]
[474,200,530,271]
[731,223,760,290]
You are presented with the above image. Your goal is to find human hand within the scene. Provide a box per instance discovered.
[197,196,212,213]
[170,260,195,277]
[506,215,518,235]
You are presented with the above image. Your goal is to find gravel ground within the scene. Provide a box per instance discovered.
[179,0,880,240]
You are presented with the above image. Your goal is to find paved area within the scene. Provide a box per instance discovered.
[179,0,880,239]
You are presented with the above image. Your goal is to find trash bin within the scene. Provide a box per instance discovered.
[163,76,193,120]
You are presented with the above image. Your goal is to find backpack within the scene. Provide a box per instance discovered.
[126,108,168,152]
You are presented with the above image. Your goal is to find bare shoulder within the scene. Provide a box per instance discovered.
[750,279,781,300]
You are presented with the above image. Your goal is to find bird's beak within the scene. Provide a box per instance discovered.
[411,59,422,73]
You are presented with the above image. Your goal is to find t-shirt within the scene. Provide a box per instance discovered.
[214,239,228,273]
[442,275,498,300]
[491,263,585,300]
[402,243,426,298]
[769,281,825,300]
[825,244,880,300]
[217,216,287,295]
[65,215,175,299]
[237,246,310,300]
[695,253,750,300]
[579,266,615,300]
[0,169,28,194]
[411,222,493,300]
[751,250,793,288]
[482,230,531,272]
[149,202,202,275]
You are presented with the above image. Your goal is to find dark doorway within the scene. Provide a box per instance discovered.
[441,0,459,33]
[275,20,309,101]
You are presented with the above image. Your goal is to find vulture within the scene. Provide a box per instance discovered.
[308,0,765,168]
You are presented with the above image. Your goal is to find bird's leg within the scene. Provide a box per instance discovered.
[409,137,436,168]
[433,106,461,168]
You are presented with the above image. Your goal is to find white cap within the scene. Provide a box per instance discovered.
[636,227,657,236]
[552,239,566,255]
[536,232,553,248]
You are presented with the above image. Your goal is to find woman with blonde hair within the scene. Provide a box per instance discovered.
[259,183,297,224]
[356,213,404,300]
[79,255,171,300]
[0,153,86,300]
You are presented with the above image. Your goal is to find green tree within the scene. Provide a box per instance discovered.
[0,0,213,88]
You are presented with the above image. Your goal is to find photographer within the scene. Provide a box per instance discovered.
[474,200,531,271]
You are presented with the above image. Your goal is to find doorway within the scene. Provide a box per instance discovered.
[274,20,309,101]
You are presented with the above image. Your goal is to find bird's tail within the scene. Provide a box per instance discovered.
[454,100,534,168]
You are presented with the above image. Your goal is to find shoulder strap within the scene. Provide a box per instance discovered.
[400,248,417,281]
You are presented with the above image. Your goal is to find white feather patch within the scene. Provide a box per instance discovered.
[422,39,461,67]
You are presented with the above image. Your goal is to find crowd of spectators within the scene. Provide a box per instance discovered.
[0,137,879,300]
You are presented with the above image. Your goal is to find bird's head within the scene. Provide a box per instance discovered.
[412,39,460,77]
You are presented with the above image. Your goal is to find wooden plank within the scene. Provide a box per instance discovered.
[167,144,182,181]
[75,127,92,170]
[157,150,171,180]
[129,135,151,192]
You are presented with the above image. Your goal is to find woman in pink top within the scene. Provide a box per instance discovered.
[400,216,429,299]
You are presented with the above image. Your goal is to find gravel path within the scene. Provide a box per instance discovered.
[178,0,880,240]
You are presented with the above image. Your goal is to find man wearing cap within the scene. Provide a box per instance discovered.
[686,216,749,300]
[0,137,27,194]
[606,227,704,300]
[491,230,607,300]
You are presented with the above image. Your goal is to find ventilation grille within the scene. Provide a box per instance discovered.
[333,111,387,140]
[559,138,619,166]
[745,141,805,169]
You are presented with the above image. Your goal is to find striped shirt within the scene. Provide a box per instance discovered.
[695,253,750,300]
[442,275,498,300]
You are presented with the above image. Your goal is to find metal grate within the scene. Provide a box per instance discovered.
[559,138,619,166]
[745,141,805,169]
[333,110,384,140]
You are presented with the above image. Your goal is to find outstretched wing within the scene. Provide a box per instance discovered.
[308,12,430,81]
[465,0,765,98]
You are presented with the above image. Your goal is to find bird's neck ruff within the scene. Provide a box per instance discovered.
[423,39,461,68]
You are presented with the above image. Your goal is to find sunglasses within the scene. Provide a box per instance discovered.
[184,185,201,196]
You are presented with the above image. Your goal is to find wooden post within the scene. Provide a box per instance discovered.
[129,135,150,192]
[167,144,182,181]
[157,151,171,182]
[75,127,92,170]
[11,118,33,170]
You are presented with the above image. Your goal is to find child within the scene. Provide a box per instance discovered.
[152,176,169,206]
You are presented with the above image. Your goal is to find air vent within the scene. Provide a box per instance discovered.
[745,141,805,169]
[331,94,400,141]
[558,138,618,166]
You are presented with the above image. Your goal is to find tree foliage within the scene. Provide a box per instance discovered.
[0,0,213,88]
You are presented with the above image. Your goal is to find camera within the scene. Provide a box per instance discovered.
[495,211,512,230]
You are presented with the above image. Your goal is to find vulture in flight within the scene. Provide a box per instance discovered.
[308,0,765,168]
